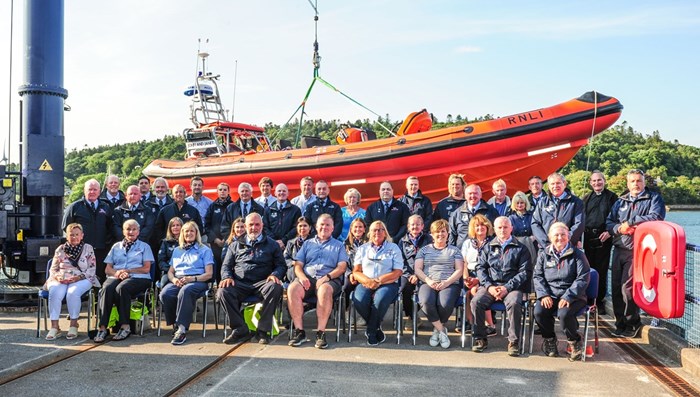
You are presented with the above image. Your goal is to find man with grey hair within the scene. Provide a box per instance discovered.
[113,185,155,243]
[471,216,531,356]
[531,172,585,249]
[606,169,665,338]
[220,182,264,238]
[147,177,173,210]
[264,183,302,248]
[62,179,113,282]
[291,176,316,213]
[449,184,499,248]
[99,174,125,210]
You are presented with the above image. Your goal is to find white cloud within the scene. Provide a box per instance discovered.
[454,45,482,54]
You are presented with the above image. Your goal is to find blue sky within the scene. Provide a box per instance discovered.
[1,0,699,162]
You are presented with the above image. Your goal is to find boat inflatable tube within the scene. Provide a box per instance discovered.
[632,221,686,319]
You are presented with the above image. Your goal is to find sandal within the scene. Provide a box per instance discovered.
[66,326,79,340]
[112,328,131,341]
[94,329,108,343]
[45,328,61,341]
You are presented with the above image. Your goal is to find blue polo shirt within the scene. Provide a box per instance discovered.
[170,243,214,277]
[295,236,349,278]
[353,241,403,280]
[105,240,154,280]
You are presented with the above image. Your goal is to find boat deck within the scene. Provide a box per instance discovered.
[1,301,699,397]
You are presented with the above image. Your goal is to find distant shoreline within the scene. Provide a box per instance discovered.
[667,205,700,211]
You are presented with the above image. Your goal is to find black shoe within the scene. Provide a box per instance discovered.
[367,332,379,346]
[171,330,187,345]
[472,338,488,352]
[315,331,328,349]
[508,341,520,357]
[568,340,583,361]
[611,326,625,337]
[486,326,497,337]
[622,325,641,338]
[542,337,559,357]
[257,330,271,345]
[288,329,307,347]
[376,329,386,345]
[223,328,251,345]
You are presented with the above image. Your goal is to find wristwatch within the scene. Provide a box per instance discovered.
[194,276,198,282]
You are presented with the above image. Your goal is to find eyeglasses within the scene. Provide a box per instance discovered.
[627,168,645,176]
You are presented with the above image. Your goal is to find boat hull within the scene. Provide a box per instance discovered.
[143,92,623,204]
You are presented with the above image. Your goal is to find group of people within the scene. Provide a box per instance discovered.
[43,168,665,361]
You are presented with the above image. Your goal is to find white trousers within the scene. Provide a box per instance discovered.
[47,279,93,321]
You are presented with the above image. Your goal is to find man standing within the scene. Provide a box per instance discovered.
[264,183,302,248]
[220,182,264,239]
[582,171,618,314]
[487,179,512,216]
[205,182,233,283]
[138,176,153,204]
[365,182,411,241]
[471,217,530,356]
[100,175,125,210]
[303,180,343,239]
[434,174,466,222]
[218,213,286,345]
[112,185,155,243]
[148,177,173,210]
[291,176,316,213]
[287,214,348,349]
[606,169,665,338]
[399,176,433,232]
[62,179,113,282]
[186,176,213,228]
[531,172,585,250]
[255,177,277,209]
[527,176,545,209]
[155,184,203,242]
[449,184,499,248]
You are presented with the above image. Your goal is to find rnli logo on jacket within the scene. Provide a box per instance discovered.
[124,213,130,219]
[491,248,500,256]
[620,203,628,212]
[546,204,556,213]
[138,213,144,220]
[98,209,107,214]
[183,214,192,220]
[214,208,221,214]
[446,205,453,211]
[270,212,278,218]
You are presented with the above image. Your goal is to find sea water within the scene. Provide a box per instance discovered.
[665,211,700,246]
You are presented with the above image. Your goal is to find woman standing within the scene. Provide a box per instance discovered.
[352,221,403,346]
[414,220,464,348]
[44,223,101,340]
[95,219,153,343]
[160,221,214,345]
[340,188,366,241]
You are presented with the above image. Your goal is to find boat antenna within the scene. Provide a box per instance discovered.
[231,59,238,122]
[279,0,394,147]
[584,91,599,172]
[6,0,14,166]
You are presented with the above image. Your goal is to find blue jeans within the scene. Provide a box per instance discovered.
[352,283,399,335]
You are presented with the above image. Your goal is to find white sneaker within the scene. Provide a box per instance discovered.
[439,329,451,349]
[429,328,440,347]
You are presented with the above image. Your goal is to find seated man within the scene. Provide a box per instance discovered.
[217,213,285,345]
[471,216,531,356]
[287,214,348,349]
[534,222,590,361]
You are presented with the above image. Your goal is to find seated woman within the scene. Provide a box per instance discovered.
[158,217,183,286]
[283,217,312,282]
[351,220,403,346]
[95,219,154,343]
[534,222,590,361]
[340,188,366,241]
[160,221,214,345]
[343,217,368,290]
[44,223,101,340]
[414,219,464,348]
[460,214,496,335]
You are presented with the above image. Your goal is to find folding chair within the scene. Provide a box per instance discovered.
[528,268,599,361]
[347,285,403,344]
[411,284,468,347]
[156,280,211,337]
[36,259,95,338]
[471,297,530,354]
[288,291,346,342]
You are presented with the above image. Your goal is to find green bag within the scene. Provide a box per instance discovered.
[107,307,119,328]
[106,301,150,328]
[243,303,279,334]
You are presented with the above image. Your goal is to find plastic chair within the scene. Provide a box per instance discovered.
[36,259,95,338]
[156,280,211,338]
[288,284,346,343]
[347,284,403,344]
[471,295,530,354]
[528,268,599,361]
[411,283,468,347]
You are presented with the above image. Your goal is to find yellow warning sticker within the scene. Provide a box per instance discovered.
[39,160,53,171]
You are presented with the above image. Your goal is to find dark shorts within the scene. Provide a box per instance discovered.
[301,276,343,300]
